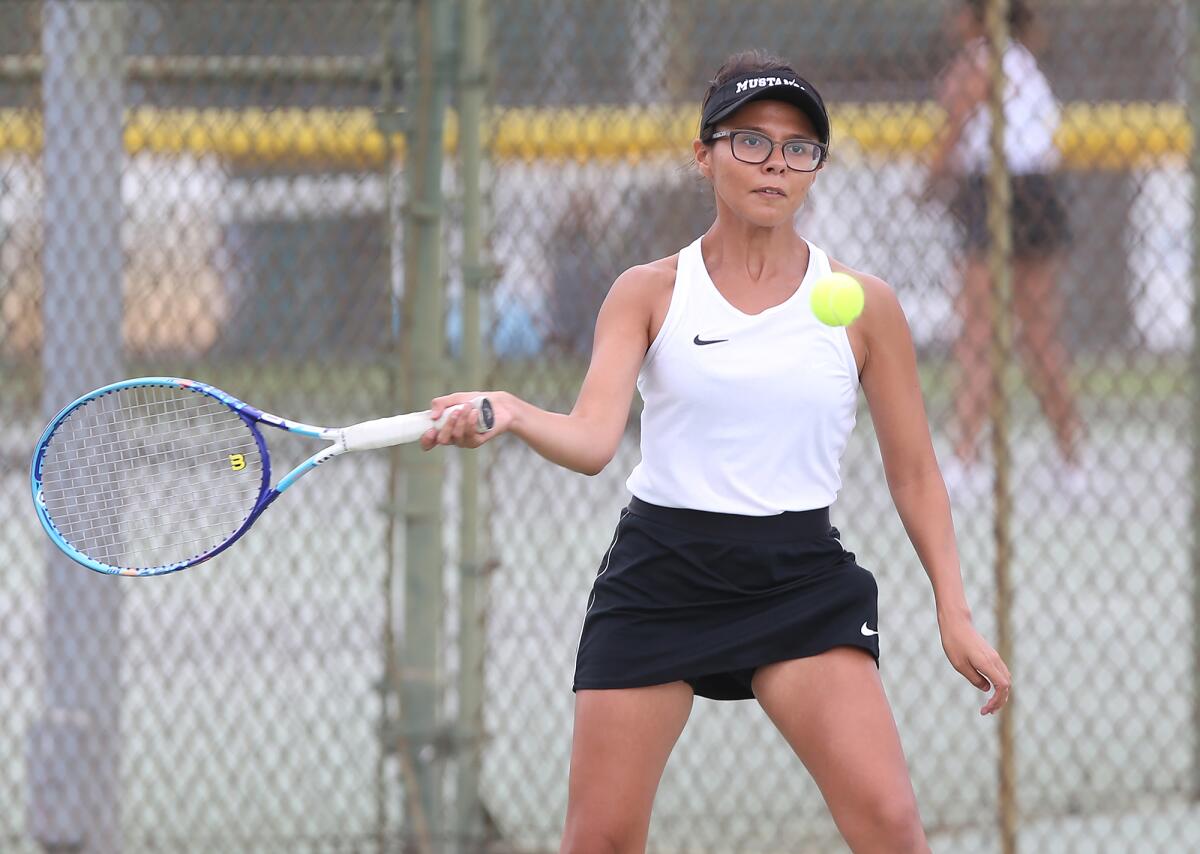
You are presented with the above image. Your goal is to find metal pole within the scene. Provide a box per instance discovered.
[29,3,126,853]
[1187,0,1200,799]
[456,0,490,848]
[984,1,1017,852]
[0,53,384,82]
[402,0,456,846]
[377,0,405,847]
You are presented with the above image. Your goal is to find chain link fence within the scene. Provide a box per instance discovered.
[480,0,1199,852]
[3,2,426,852]
[0,1,1197,852]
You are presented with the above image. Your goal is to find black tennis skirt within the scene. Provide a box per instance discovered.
[951,173,1071,259]
[573,497,880,701]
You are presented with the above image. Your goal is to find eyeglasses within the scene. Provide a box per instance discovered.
[708,129,826,172]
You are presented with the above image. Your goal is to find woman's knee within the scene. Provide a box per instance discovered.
[858,795,928,854]
[559,817,643,854]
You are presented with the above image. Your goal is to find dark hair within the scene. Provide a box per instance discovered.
[964,0,1034,40]
[699,50,800,143]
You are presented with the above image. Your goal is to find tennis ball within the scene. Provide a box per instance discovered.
[810,272,865,327]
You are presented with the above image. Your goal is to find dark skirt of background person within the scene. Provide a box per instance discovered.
[573,497,880,702]
[952,172,1072,259]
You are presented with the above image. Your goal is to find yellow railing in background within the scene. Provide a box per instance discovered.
[0,102,1189,168]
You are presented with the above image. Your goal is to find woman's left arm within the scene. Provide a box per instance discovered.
[925,49,987,197]
[849,268,1012,715]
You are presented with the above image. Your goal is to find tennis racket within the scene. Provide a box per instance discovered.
[31,377,493,577]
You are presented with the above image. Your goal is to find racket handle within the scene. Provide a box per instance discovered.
[341,396,494,451]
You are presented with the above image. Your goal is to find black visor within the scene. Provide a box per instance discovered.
[700,71,830,146]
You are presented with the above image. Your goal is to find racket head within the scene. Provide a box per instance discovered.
[31,377,271,577]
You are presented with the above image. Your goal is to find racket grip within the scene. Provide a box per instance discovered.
[341,396,494,451]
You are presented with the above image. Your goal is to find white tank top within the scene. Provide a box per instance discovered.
[957,39,1061,175]
[625,237,859,515]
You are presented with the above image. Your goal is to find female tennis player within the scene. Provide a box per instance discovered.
[424,50,1010,854]
[928,0,1082,495]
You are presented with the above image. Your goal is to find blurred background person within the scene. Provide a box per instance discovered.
[927,0,1083,495]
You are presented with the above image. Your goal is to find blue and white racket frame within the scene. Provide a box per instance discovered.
[31,376,492,577]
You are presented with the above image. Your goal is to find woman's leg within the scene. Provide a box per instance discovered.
[753,648,929,854]
[953,257,994,465]
[560,682,694,854]
[1014,254,1081,465]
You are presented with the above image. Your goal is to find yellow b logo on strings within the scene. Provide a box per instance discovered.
[229,453,246,471]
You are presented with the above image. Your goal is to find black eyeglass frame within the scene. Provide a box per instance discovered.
[707,129,827,173]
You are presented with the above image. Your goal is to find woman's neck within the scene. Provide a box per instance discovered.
[701,218,808,284]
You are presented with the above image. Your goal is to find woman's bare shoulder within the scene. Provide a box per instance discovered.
[828,257,895,307]
[827,257,907,375]
[617,253,678,289]
[605,253,678,307]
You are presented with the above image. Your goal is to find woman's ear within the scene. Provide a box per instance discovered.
[693,138,712,180]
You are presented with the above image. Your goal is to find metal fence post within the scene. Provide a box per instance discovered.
[456,0,491,848]
[376,1,414,847]
[402,0,457,845]
[984,1,1017,852]
[1188,0,1200,800]
[30,3,126,853]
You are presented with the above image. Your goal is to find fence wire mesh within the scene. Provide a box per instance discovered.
[0,1,1196,852]
[3,2,422,852]
[479,1,1198,852]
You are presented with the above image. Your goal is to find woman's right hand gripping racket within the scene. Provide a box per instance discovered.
[31,377,494,577]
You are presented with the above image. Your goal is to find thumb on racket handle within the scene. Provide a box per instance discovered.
[341,396,494,451]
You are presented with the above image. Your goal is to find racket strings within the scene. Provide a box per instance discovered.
[39,424,255,502]
[51,482,255,547]
[39,385,264,570]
